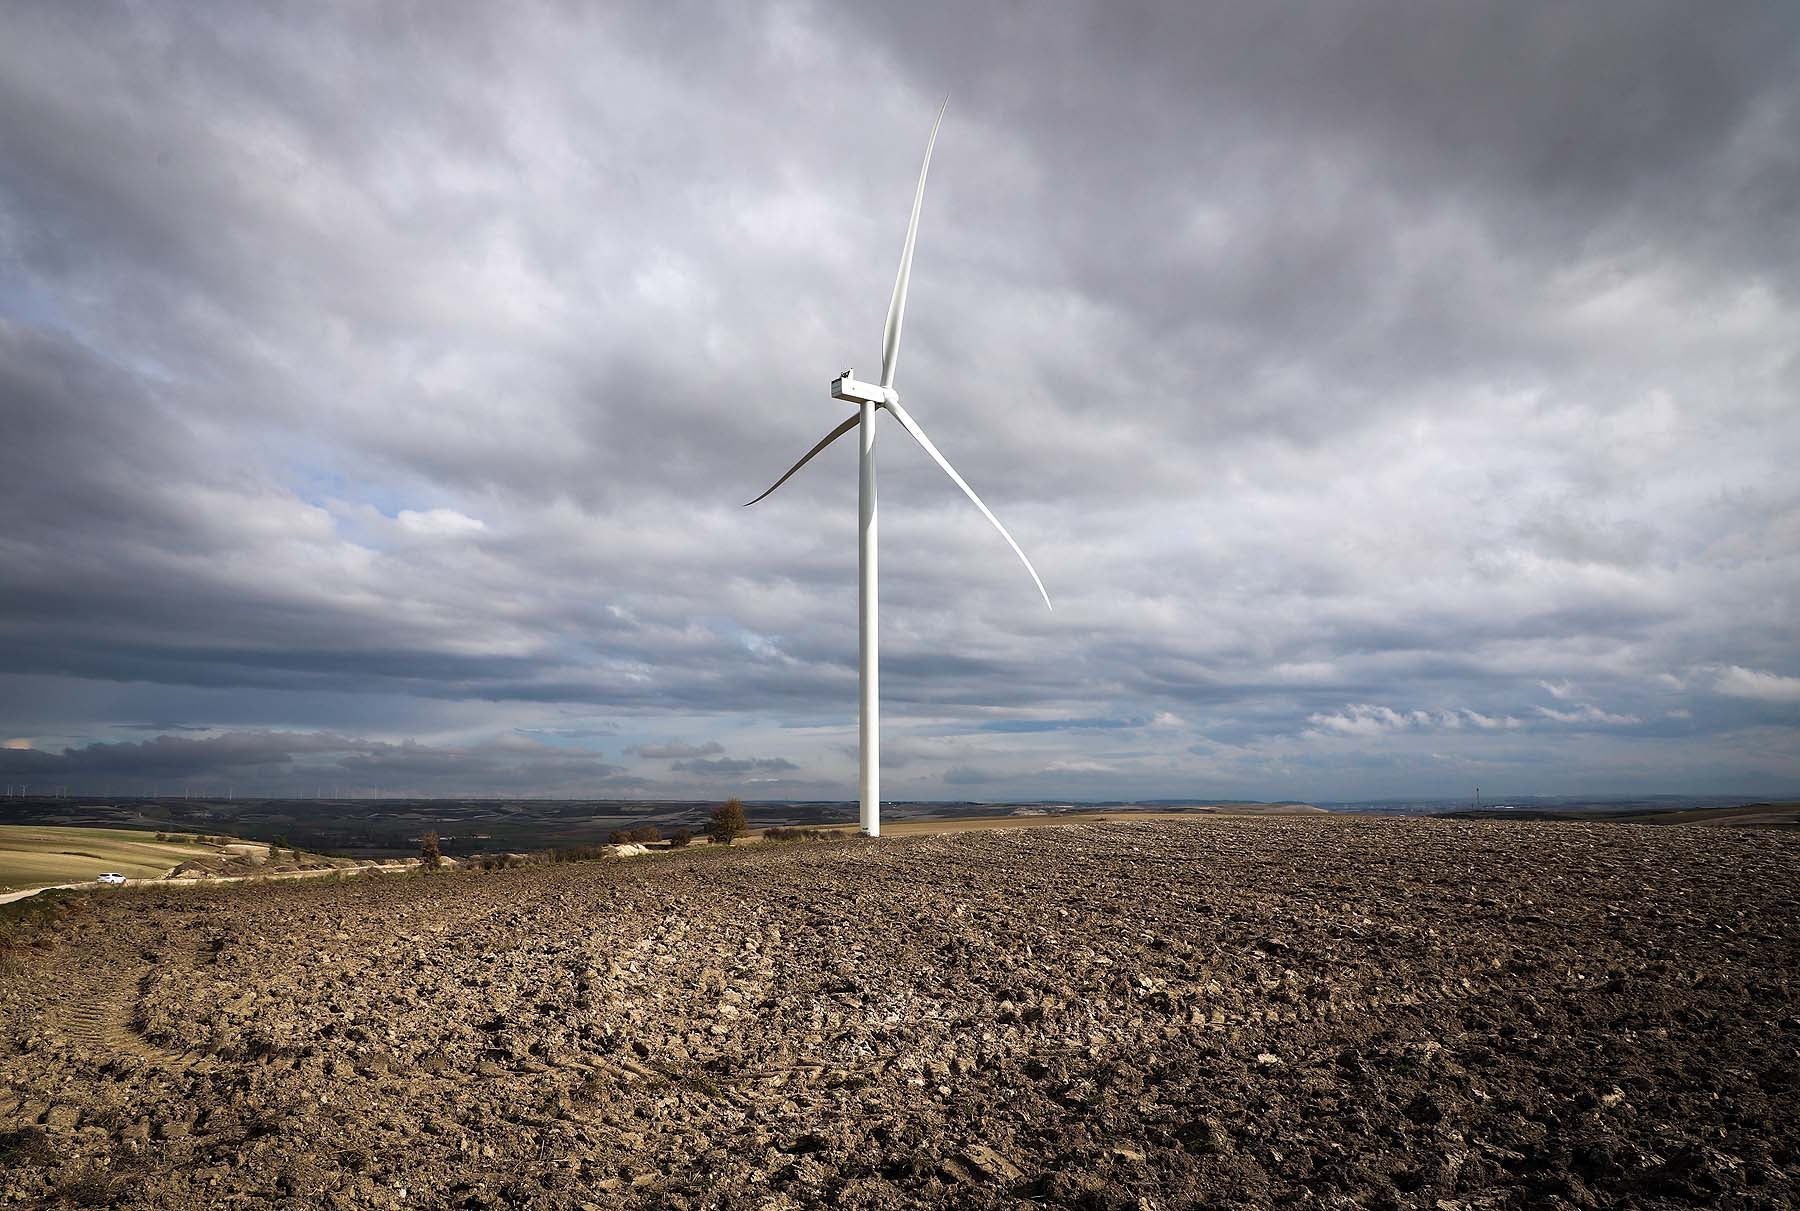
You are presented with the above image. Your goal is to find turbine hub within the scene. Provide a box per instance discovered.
[831,370,890,408]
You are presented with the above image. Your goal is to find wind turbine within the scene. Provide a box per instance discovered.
[746,99,1051,838]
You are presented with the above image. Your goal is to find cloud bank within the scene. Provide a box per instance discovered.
[0,3,1795,799]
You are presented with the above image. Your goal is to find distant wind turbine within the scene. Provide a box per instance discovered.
[746,99,1051,838]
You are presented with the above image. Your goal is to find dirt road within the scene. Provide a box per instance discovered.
[0,860,430,907]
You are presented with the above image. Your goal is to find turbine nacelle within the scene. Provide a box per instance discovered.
[831,370,895,408]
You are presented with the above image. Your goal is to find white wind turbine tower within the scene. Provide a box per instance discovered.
[746,100,1051,838]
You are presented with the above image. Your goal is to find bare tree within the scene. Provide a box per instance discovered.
[708,799,749,846]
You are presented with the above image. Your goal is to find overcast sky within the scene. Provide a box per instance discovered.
[2,2,1797,803]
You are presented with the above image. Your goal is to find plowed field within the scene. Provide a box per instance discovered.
[2,818,1796,1208]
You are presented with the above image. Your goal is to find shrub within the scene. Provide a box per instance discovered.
[52,1166,118,1206]
[549,845,610,864]
[0,1127,58,1169]
[763,826,840,843]
[670,828,693,848]
[708,799,749,846]
[607,825,662,846]
[419,831,442,869]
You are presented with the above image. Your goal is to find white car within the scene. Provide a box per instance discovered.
[96,872,127,885]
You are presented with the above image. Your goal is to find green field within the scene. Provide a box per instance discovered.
[0,826,225,892]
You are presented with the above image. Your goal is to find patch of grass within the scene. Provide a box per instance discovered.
[0,887,105,973]
[676,1070,723,1097]
[760,826,852,843]
[51,1165,119,1207]
[0,1126,56,1168]
[1,885,95,927]
[645,1060,724,1097]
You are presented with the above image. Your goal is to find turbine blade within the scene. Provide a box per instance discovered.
[884,399,1052,611]
[880,97,948,391]
[743,413,860,506]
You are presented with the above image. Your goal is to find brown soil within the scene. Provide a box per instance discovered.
[2,818,1796,1209]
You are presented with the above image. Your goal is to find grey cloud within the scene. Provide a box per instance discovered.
[1713,666,1800,704]
[514,724,618,741]
[0,3,1795,800]
[0,731,375,778]
[0,730,638,797]
[668,757,801,777]
[979,716,1146,734]
[630,741,725,760]
[1533,705,1642,728]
